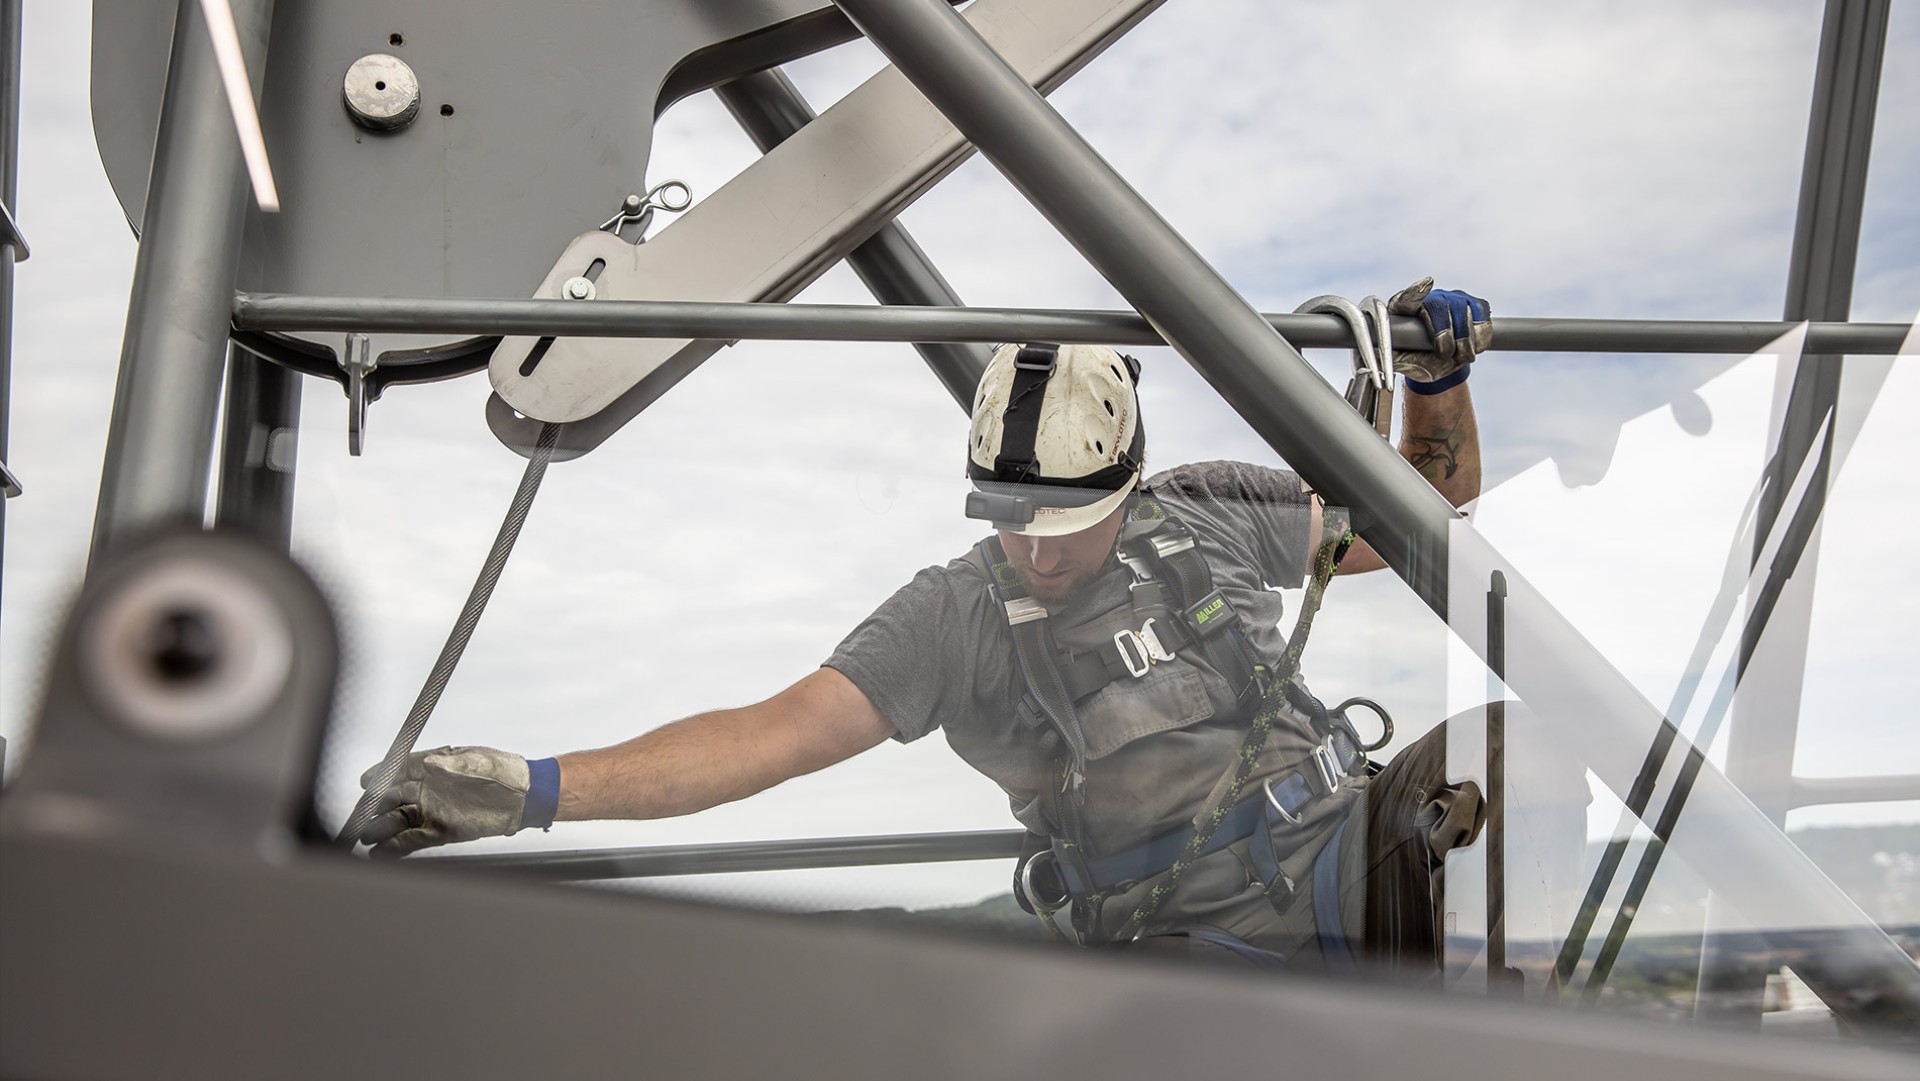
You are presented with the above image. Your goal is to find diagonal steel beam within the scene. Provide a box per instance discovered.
[89,0,274,568]
[714,69,988,410]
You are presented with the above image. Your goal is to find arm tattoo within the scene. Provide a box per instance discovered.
[1406,428,1465,481]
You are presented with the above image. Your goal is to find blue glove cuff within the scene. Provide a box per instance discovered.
[523,757,561,831]
[1404,366,1470,396]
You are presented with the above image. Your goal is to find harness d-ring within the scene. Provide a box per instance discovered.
[1331,696,1394,752]
[1262,776,1304,826]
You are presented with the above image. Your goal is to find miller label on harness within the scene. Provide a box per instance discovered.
[965,491,1375,947]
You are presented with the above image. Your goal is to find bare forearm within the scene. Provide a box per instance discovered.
[554,708,787,821]
[551,667,895,822]
[1399,382,1480,510]
[1331,382,1480,575]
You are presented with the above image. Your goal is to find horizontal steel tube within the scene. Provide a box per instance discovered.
[233,293,1915,355]
[423,829,1026,881]
[1791,774,1920,808]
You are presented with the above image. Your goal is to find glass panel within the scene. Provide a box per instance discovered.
[4,0,1919,1066]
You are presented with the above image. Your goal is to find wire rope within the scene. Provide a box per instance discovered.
[336,422,562,849]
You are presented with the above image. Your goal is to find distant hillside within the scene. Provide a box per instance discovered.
[1788,823,1920,926]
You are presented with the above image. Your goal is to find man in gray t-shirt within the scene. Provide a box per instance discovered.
[358,281,1493,968]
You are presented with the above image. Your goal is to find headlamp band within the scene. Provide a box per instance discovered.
[990,344,1058,482]
[979,343,1144,492]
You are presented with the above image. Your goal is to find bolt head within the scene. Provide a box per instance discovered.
[562,277,597,301]
[344,54,422,132]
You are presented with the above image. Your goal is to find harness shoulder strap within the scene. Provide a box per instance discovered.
[976,536,1099,928]
[1117,494,1263,702]
[1109,505,1356,941]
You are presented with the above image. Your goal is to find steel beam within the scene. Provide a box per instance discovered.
[826,0,1920,1026]
[1791,774,1920,809]
[0,0,20,694]
[213,349,300,548]
[88,0,274,568]
[715,69,989,409]
[231,294,1917,355]
[428,829,1025,881]
[1700,0,1890,1025]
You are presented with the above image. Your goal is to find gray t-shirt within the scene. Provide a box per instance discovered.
[824,460,1314,746]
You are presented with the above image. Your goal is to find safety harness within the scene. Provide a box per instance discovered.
[979,490,1368,947]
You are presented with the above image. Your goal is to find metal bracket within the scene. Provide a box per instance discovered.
[340,332,375,456]
[0,197,28,261]
[486,0,1164,457]
[1,459,21,499]
[597,180,692,241]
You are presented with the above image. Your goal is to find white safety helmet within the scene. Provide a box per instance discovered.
[966,342,1144,536]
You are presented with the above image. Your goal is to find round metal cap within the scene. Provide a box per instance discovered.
[343,54,422,132]
[79,555,295,742]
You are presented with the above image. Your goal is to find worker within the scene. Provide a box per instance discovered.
[359,278,1494,972]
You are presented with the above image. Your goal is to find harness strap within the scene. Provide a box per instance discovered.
[1056,737,1361,899]
[1165,925,1286,969]
[977,537,1098,917]
[1314,818,1361,975]
[1108,507,1355,941]
[1121,498,1262,702]
[990,344,1058,481]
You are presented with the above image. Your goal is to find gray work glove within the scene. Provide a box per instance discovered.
[358,745,531,860]
[1387,277,1493,386]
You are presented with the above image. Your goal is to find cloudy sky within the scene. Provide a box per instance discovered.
[3,0,1918,935]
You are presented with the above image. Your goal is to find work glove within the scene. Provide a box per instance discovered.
[1386,277,1493,390]
[358,745,544,859]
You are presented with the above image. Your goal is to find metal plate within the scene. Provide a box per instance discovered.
[90,0,874,351]
[486,0,1163,454]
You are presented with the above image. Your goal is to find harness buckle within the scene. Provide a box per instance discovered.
[1138,618,1175,663]
[1004,596,1049,626]
[1116,545,1158,582]
[1013,344,1059,372]
[1113,629,1151,678]
[1149,530,1197,560]
[1113,619,1177,679]
[1311,741,1342,795]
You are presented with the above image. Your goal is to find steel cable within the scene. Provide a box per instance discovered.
[337,422,562,849]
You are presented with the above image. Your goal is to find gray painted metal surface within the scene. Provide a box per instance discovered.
[715,68,990,410]
[89,0,275,568]
[1701,0,1892,1023]
[0,0,18,682]
[485,0,1164,458]
[827,0,1920,1024]
[5,531,1918,1078]
[213,350,300,548]
[233,293,1918,355]
[89,0,887,359]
